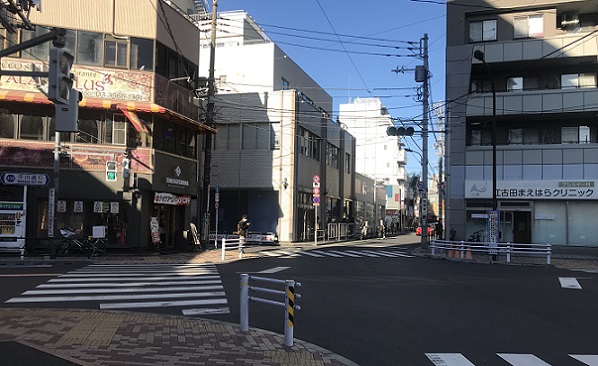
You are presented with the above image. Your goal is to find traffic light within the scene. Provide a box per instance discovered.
[386,126,415,136]
[48,47,74,105]
[106,161,117,182]
[55,88,82,132]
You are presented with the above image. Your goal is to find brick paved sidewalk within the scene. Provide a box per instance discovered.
[0,308,358,366]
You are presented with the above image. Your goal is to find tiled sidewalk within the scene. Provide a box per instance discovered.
[0,308,358,366]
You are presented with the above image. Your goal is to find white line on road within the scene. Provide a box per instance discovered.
[310,250,344,257]
[6,291,225,303]
[258,267,290,274]
[38,278,222,288]
[60,271,218,278]
[101,298,228,310]
[376,250,415,258]
[344,250,379,257]
[498,353,552,365]
[182,307,230,316]
[326,250,361,257]
[49,275,218,282]
[299,251,325,257]
[23,285,223,295]
[425,353,476,366]
[570,354,598,366]
[559,277,582,290]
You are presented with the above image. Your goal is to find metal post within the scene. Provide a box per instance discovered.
[421,33,430,249]
[284,280,296,347]
[506,242,511,263]
[460,240,464,259]
[221,238,225,261]
[240,274,249,332]
[200,0,218,244]
[239,240,244,259]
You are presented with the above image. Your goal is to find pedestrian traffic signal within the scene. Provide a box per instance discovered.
[48,47,74,105]
[106,161,117,182]
[386,126,415,136]
[122,158,130,179]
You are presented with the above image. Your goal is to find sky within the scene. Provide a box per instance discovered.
[213,0,447,175]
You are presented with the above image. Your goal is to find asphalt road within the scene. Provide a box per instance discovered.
[216,242,598,366]
[1,240,598,365]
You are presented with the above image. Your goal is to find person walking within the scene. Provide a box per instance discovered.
[436,219,444,240]
[237,214,251,246]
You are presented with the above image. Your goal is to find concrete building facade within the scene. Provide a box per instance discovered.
[446,0,598,245]
[196,11,361,242]
[0,0,214,251]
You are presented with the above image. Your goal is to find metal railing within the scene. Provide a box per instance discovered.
[220,237,244,261]
[430,240,552,265]
[239,274,301,346]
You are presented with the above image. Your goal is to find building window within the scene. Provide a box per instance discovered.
[469,19,497,43]
[561,73,597,89]
[77,30,103,66]
[109,114,127,145]
[20,27,50,60]
[270,122,280,150]
[281,78,290,90]
[471,79,493,93]
[326,143,339,169]
[104,38,128,68]
[130,37,154,71]
[19,115,44,140]
[507,77,523,92]
[345,152,351,174]
[514,14,543,39]
[0,112,16,139]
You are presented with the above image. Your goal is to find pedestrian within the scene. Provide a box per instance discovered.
[237,214,250,246]
[379,219,386,239]
[436,219,443,240]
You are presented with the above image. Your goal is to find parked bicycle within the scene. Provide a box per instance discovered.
[57,226,107,258]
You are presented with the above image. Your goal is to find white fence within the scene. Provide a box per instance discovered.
[430,240,552,265]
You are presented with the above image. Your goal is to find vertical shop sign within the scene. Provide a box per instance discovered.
[74,201,84,213]
[110,202,119,214]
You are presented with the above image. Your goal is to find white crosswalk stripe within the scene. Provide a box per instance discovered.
[5,263,230,316]
[426,353,598,365]
[259,247,414,259]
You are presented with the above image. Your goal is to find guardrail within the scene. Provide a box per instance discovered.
[430,240,552,264]
[239,274,301,346]
[220,237,244,261]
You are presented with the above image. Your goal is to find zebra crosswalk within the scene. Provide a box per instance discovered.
[5,263,230,316]
[426,353,598,365]
[259,247,415,259]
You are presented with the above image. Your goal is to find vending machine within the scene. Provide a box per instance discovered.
[0,201,25,254]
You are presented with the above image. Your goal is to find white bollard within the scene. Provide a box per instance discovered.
[221,238,226,261]
[240,274,249,332]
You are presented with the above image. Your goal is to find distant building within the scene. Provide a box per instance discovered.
[339,98,408,230]
[446,0,598,245]
[196,11,359,241]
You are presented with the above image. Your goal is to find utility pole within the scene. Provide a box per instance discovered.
[200,0,217,244]
[420,33,430,249]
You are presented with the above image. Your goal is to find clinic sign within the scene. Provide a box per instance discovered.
[465,180,597,200]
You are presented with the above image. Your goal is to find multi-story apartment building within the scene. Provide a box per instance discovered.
[0,0,214,251]
[446,0,598,245]
[196,11,359,242]
[338,97,408,231]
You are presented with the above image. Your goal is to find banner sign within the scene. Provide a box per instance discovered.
[465,180,597,200]
[154,192,191,206]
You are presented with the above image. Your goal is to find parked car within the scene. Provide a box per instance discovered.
[416,224,435,236]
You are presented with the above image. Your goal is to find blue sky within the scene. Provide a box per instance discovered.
[214,0,447,174]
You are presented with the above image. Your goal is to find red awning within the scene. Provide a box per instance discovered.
[120,109,149,134]
[0,90,216,134]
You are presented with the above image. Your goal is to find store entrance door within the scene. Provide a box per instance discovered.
[513,211,531,244]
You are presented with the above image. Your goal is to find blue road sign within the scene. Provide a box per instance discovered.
[0,172,50,186]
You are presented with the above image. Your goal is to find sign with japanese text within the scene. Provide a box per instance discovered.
[465,180,597,200]
[154,192,191,206]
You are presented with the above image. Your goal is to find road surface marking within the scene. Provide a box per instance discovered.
[559,277,582,290]
[23,285,223,295]
[258,266,290,274]
[101,298,228,310]
[59,270,218,277]
[299,251,325,257]
[570,355,598,366]
[361,250,398,257]
[6,291,225,303]
[38,278,222,288]
[377,250,415,258]
[327,250,361,257]
[345,250,379,257]
[498,353,552,365]
[425,353,475,365]
[311,250,344,257]
[182,307,230,315]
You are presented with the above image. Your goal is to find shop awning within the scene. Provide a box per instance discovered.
[119,108,149,133]
[0,90,216,134]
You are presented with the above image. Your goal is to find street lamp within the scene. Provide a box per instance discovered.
[473,50,499,249]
